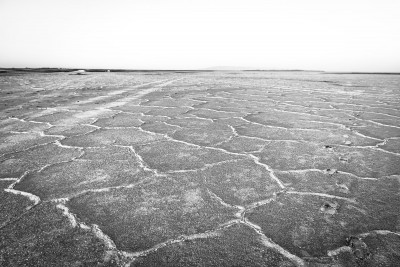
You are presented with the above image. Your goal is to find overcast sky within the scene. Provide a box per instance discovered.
[1,0,399,71]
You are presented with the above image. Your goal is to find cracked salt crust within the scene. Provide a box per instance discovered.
[1,72,399,266]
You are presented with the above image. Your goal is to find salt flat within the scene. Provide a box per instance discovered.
[0,71,399,266]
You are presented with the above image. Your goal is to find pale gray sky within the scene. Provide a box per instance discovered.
[1,0,399,71]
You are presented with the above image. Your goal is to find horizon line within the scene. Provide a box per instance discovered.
[1,67,400,75]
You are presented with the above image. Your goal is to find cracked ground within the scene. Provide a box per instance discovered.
[0,71,399,266]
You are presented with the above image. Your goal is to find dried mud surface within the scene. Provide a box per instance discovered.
[0,71,399,266]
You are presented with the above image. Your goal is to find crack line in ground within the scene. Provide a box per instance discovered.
[52,198,120,264]
[63,177,157,201]
[277,168,379,181]
[123,226,228,266]
[0,138,58,159]
[114,144,165,177]
[0,178,19,181]
[239,219,306,266]
[286,191,357,203]
[165,159,241,174]
[336,144,400,156]
[349,115,400,129]
[0,171,41,230]
[138,126,286,189]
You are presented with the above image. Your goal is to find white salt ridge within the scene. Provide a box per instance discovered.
[4,188,40,207]
[287,191,357,203]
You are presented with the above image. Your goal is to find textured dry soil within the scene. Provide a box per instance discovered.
[0,71,399,266]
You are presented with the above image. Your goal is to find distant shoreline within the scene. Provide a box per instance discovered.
[0,68,215,74]
[0,68,399,75]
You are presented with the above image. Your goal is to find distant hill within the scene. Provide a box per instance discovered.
[201,66,324,72]
[202,66,258,71]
